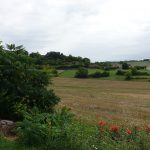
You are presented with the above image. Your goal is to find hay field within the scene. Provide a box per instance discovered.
[52,77,150,126]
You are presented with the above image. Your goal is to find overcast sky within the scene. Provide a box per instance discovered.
[0,0,150,61]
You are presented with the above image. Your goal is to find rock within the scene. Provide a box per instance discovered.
[0,120,14,126]
[0,120,16,136]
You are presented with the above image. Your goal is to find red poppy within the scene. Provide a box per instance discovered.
[145,126,150,133]
[98,120,106,127]
[110,125,119,133]
[126,129,132,135]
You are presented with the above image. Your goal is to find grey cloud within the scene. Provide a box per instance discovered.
[0,0,150,61]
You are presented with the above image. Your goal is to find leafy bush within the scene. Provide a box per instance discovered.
[0,44,60,120]
[116,69,127,75]
[122,62,130,69]
[125,72,132,80]
[16,107,100,150]
[101,71,110,77]
[17,107,74,149]
[17,115,150,150]
[134,66,146,70]
[131,68,138,75]
[103,66,119,70]
[89,71,101,78]
[75,68,88,78]
[51,68,58,77]
[131,68,149,76]
[89,71,110,78]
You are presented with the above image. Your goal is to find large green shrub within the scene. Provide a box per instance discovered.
[0,43,60,120]
[131,68,149,76]
[75,68,88,78]
[17,107,74,149]
[125,72,132,80]
[89,71,110,78]
[122,62,130,69]
[89,71,101,78]
[101,71,110,77]
[116,69,127,75]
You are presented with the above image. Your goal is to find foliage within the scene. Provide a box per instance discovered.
[101,71,110,77]
[131,68,149,76]
[75,68,88,78]
[0,137,31,150]
[16,116,150,150]
[16,107,74,149]
[31,51,91,68]
[122,62,130,69]
[116,69,127,75]
[125,72,132,80]
[89,71,110,78]
[51,68,58,77]
[89,71,101,78]
[96,120,150,150]
[134,66,146,70]
[0,44,60,120]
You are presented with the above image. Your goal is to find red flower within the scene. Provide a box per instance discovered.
[98,120,106,127]
[110,125,119,133]
[126,129,132,135]
[145,126,150,133]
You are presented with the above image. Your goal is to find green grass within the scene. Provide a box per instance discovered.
[59,69,111,78]
[0,138,39,150]
[59,69,150,81]
[59,69,77,78]
[128,61,150,67]
[0,138,31,150]
[111,61,150,67]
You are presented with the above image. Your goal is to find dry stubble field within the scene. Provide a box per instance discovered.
[51,77,150,126]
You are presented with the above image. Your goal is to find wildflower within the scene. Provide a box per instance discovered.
[145,126,150,133]
[126,129,132,135]
[110,125,119,133]
[98,120,106,127]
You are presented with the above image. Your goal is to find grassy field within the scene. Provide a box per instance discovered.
[52,77,150,126]
[59,69,122,79]
[111,61,150,67]
[127,61,150,67]
[59,69,150,81]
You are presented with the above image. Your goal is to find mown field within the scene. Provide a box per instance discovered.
[52,77,150,126]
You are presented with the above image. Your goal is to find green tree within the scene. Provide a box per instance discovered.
[6,44,28,55]
[0,44,60,120]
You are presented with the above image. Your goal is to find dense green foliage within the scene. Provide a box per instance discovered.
[17,107,75,149]
[89,71,102,78]
[131,68,149,76]
[116,69,127,75]
[0,43,60,120]
[75,68,88,78]
[15,115,150,150]
[125,72,132,80]
[122,62,130,69]
[30,51,91,69]
[89,71,110,78]
[0,137,29,150]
